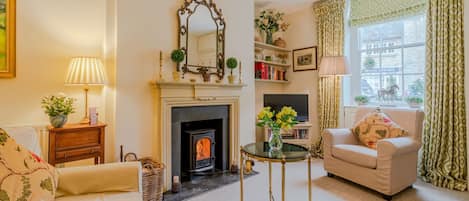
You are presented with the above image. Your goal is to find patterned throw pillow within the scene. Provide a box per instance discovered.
[352,110,408,149]
[0,128,58,201]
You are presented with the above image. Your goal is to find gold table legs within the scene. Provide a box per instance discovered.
[308,155,312,201]
[239,150,313,201]
[269,161,273,201]
[240,149,244,201]
[281,159,286,201]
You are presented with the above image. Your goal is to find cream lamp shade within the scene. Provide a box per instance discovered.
[318,56,350,76]
[65,57,106,124]
[65,57,107,85]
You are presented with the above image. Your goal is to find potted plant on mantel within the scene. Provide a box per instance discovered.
[226,57,238,84]
[41,94,75,128]
[171,49,185,81]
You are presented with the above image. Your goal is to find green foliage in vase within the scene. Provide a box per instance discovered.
[226,57,238,75]
[171,49,185,63]
[254,9,289,33]
[256,106,298,131]
[41,94,75,117]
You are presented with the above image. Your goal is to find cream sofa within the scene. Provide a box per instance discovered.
[323,107,424,200]
[5,126,143,201]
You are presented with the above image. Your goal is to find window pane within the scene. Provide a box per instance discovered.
[382,74,402,101]
[403,75,425,98]
[361,52,380,75]
[403,15,426,44]
[404,46,425,74]
[381,48,402,74]
[361,76,380,102]
[359,20,403,50]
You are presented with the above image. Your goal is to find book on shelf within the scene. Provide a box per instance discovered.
[255,62,287,81]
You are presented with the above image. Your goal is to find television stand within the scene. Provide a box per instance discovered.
[264,123,313,149]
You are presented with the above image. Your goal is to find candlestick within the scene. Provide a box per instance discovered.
[238,61,242,84]
[159,51,164,81]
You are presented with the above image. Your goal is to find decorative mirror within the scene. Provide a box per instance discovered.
[177,0,226,81]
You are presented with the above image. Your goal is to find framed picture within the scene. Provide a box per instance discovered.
[292,46,317,72]
[0,0,15,78]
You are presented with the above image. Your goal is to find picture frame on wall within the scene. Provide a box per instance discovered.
[0,0,16,78]
[292,46,317,72]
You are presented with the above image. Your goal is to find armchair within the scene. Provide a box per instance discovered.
[323,107,424,200]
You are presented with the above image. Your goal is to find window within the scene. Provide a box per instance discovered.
[356,15,426,104]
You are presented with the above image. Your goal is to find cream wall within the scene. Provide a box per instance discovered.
[113,0,255,160]
[284,7,320,140]
[0,1,106,127]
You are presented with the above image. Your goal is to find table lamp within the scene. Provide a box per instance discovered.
[65,57,107,124]
[318,56,350,76]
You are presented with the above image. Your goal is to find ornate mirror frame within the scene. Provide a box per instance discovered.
[177,0,226,80]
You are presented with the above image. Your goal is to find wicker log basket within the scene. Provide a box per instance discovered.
[125,153,165,201]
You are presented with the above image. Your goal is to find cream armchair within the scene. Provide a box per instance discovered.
[323,107,424,200]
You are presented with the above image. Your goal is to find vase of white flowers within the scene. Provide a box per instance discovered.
[255,9,289,45]
[41,94,76,128]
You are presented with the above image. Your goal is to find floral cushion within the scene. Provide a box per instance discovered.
[0,128,58,201]
[352,110,408,149]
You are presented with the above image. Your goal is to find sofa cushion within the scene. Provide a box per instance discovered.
[0,128,58,200]
[332,144,377,169]
[352,109,408,149]
[55,192,142,201]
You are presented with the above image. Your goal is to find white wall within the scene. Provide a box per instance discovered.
[114,0,255,159]
[0,0,106,126]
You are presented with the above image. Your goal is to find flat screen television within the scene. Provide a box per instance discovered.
[263,94,309,122]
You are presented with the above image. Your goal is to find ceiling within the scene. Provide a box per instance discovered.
[255,0,319,14]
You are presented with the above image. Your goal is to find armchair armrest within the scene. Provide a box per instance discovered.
[323,128,358,145]
[56,162,142,197]
[377,137,420,157]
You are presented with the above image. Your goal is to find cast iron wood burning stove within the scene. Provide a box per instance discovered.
[183,129,216,173]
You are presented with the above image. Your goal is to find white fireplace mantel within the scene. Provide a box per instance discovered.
[152,80,246,190]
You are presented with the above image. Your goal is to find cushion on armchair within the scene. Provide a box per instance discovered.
[352,109,408,149]
[0,128,58,201]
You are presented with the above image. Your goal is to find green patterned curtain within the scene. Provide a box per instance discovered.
[418,0,467,191]
[350,0,427,26]
[311,0,345,158]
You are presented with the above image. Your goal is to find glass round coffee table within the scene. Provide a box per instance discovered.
[239,142,312,201]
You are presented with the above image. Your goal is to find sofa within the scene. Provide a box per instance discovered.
[4,126,143,201]
[323,107,424,200]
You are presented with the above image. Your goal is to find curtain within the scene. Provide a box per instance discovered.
[350,0,426,26]
[418,0,467,191]
[311,0,345,158]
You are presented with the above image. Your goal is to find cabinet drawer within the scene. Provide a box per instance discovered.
[56,146,101,161]
[55,129,102,150]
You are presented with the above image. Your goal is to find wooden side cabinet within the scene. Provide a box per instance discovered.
[48,123,106,166]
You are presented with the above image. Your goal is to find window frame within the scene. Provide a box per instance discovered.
[349,16,426,106]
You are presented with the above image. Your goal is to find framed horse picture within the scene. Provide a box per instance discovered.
[0,0,15,78]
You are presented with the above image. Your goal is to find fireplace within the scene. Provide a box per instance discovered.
[182,129,216,173]
[172,105,230,182]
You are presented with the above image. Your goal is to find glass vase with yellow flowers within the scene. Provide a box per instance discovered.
[257,106,299,151]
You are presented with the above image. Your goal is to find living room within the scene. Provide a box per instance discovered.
[0,0,468,201]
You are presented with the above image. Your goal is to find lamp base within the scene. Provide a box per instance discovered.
[80,117,90,124]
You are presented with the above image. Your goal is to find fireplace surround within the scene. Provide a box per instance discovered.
[153,81,245,190]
